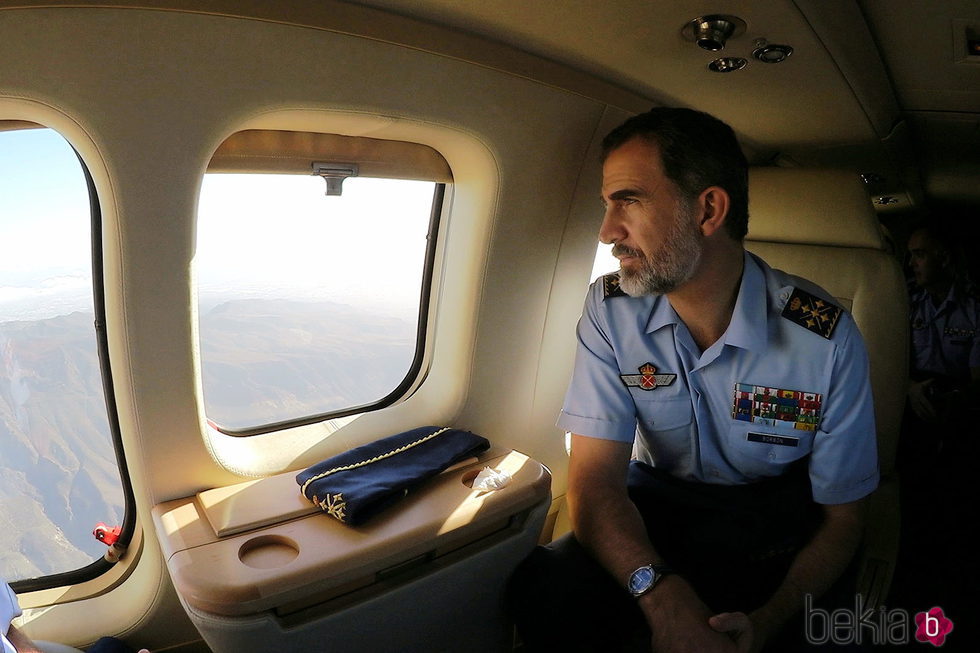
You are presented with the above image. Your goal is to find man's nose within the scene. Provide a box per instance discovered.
[598,208,625,245]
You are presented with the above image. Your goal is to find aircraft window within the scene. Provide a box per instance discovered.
[0,126,127,583]
[196,173,440,434]
[591,241,618,282]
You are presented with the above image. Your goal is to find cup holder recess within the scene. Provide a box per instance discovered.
[238,534,300,569]
[461,469,483,488]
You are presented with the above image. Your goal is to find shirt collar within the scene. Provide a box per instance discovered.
[723,251,769,354]
[645,292,680,334]
[941,284,959,309]
[912,283,958,313]
[643,251,768,354]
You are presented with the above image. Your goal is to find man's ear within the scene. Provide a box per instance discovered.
[696,186,730,237]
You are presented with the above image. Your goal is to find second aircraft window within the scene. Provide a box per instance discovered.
[196,174,438,433]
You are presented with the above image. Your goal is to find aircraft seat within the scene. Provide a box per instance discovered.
[745,167,907,608]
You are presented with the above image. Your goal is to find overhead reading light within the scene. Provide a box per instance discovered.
[708,57,748,73]
[312,162,358,196]
[684,15,746,51]
[752,43,793,63]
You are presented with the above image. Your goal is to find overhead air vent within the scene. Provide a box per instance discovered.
[683,19,794,73]
[752,43,793,64]
[708,57,748,73]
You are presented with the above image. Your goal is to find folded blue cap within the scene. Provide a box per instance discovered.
[296,426,490,525]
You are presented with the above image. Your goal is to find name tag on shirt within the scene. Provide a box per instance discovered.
[747,432,800,447]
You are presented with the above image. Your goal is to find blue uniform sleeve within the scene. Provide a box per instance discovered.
[2,578,22,649]
[557,284,638,442]
[809,314,880,504]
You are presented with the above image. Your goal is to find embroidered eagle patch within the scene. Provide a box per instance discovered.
[603,272,627,299]
[781,287,842,339]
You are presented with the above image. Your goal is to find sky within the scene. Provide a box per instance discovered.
[196,174,434,320]
[0,127,436,323]
[0,128,92,321]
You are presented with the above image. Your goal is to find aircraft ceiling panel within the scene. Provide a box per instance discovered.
[858,0,980,203]
[859,0,980,115]
[347,0,883,150]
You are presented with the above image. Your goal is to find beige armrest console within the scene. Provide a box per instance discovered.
[153,450,550,644]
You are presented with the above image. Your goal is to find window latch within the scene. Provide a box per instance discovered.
[312,162,358,196]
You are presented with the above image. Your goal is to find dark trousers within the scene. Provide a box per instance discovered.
[86,637,143,653]
[506,461,853,652]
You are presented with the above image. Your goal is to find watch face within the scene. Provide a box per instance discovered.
[628,565,655,595]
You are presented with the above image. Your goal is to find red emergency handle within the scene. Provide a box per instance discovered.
[93,522,121,546]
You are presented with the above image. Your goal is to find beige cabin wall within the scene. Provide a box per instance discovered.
[0,5,635,646]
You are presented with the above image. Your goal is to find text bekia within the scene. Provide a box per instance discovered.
[804,594,953,647]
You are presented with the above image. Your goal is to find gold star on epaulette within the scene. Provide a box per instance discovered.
[781,287,842,339]
[603,272,627,299]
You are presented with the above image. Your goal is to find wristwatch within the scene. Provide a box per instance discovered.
[627,563,673,598]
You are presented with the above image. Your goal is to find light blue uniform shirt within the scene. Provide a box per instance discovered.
[909,284,980,380]
[558,252,879,505]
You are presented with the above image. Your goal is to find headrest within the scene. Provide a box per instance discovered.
[746,168,884,250]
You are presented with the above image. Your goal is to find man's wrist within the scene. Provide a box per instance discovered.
[637,574,696,627]
[636,572,683,606]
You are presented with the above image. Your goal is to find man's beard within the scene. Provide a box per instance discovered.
[613,202,703,297]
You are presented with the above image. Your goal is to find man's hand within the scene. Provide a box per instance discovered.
[742,500,865,648]
[709,611,767,653]
[643,576,738,653]
[908,378,937,421]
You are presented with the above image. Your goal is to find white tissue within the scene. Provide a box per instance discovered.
[472,466,512,491]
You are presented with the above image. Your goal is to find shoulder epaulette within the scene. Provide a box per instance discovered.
[781,287,842,339]
[603,272,627,299]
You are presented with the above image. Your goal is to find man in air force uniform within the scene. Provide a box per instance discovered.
[905,223,980,425]
[509,108,878,653]
[563,250,875,498]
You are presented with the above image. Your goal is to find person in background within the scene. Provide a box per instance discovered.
[891,222,980,637]
[905,222,980,429]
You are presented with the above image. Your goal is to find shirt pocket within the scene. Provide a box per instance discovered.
[634,396,694,469]
[635,395,694,433]
[726,420,815,479]
[911,323,931,350]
